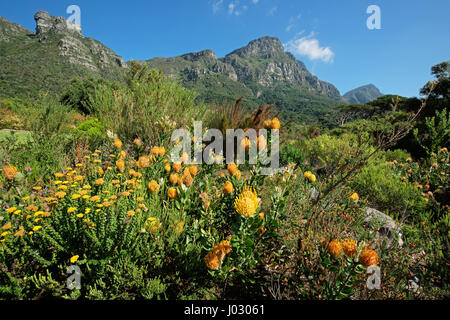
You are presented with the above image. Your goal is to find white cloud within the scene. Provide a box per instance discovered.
[286,24,294,32]
[252,0,259,4]
[284,36,335,63]
[228,2,236,14]
[267,6,277,16]
[212,0,224,13]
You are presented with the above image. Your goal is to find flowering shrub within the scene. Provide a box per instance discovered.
[0,136,278,299]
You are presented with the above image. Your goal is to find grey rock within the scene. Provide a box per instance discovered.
[309,187,319,202]
[405,276,420,294]
[364,207,404,247]
[34,10,82,40]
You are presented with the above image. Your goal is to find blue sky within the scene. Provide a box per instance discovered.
[1,0,449,97]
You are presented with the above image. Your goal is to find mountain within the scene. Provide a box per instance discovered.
[343,84,383,104]
[1,12,345,123]
[144,36,344,123]
[0,11,126,99]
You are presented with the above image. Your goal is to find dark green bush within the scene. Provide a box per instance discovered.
[74,118,106,147]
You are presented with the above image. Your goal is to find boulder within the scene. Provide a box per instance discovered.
[363,207,404,247]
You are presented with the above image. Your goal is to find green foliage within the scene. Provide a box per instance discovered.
[74,118,106,146]
[384,149,411,163]
[414,108,449,156]
[280,143,305,166]
[87,63,209,146]
[60,77,120,114]
[351,162,425,215]
[303,133,375,173]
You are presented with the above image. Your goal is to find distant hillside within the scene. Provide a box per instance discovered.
[144,36,344,123]
[1,12,351,123]
[0,11,126,99]
[343,84,383,104]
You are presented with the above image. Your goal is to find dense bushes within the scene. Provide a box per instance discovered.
[351,161,425,216]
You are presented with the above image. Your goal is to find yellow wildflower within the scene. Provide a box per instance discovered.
[234,186,259,218]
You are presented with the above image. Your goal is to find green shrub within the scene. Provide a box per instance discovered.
[74,118,106,146]
[87,65,209,146]
[280,143,305,166]
[60,77,120,115]
[351,162,425,216]
[303,133,375,173]
[384,149,411,163]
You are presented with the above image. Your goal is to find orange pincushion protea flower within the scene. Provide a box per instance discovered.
[233,169,242,180]
[204,240,232,270]
[136,156,151,169]
[223,181,234,194]
[169,173,179,185]
[349,192,359,201]
[116,159,125,171]
[227,163,238,175]
[114,139,122,149]
[204,250,222,270]
[182,172,194,187]
[359,249,379,267]
[328,239,343,258]
[240,137,250,151]
[270,117,280,130]
[217,240,232,255]
[168,187,178,199]
[257,135,267,150]
[189,166,198,176]
[133,138,142,147]
[341,239,357,258]
[172,162,182,172]
[148,180,159,193]
[3,165,18,180]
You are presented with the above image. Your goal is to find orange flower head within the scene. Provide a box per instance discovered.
[327,239,343,258]
[227,163,238,175]
[189,166,198,176]
[359,249,379,267]
[182,173,194,187]
[172,162,182,172]
[240,137,251,151]
[148,180,160,193]
[342,238,357,258]
[114,139,123,149]
[349,192,359,201]
[169,173,179,185]
[168,187,178,199]
[257,135,267,150]
[133,138,142,147]
[223,181,234,194]
[270,117,280,130]
[116,159,125,171]
[3,165,18,180]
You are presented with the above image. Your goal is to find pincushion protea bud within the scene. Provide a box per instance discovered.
[327,239,343,258]
[3,165,18,180]
[359,249,379,267]
[341,238,357,258]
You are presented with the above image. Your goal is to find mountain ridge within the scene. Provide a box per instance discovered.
[343,84,383,104]
[0,11,126,99]
[2,11,350,122]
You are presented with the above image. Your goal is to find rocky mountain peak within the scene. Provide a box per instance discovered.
[181,49,217,61]
[34,10,82,40]
[226,36,284,58]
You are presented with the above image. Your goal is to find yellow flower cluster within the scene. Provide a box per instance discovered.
[304,171,317,182]
[234,186,259,218]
